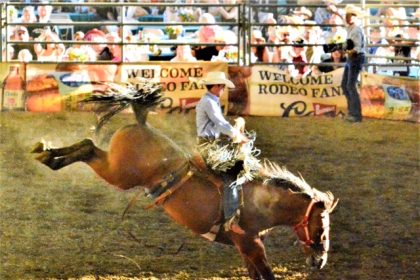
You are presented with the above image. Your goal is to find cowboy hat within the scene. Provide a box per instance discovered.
[293,7,313,19]
[202,71,235,88]
[344,4,365,17]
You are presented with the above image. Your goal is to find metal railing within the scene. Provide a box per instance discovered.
[1,0,419,77]
[1,1,243,64]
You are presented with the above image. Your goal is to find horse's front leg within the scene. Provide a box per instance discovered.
[242,256,262,280]
[231,234,275,280]
[32,139,97,170]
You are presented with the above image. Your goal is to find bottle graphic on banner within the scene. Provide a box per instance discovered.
[1,65,26,111]
[383,84,412,120]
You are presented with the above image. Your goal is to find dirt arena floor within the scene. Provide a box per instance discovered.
[0,112,418,280]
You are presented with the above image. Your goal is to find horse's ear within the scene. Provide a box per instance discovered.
[330,198,339,213]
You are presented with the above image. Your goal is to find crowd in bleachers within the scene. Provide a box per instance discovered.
[1,0,419,77]
[251,0,419,77]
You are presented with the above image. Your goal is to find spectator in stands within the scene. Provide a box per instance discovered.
[71,0,90,14]
[260,12,276,39]
[99,32,122,62]
[290,37,308,77]
[164,1,180,22]
[408,9,419,76]
[250,30,271,63]
[368,27,387,56]
[317,48,346,73]
[92,0,120,33]
[123,34,149,62]
[34,28,66,62]
[37,4,53,23]
[118,1,148,35]
[315,0,343,30]
[375,1,408,29]
[7,5,19,23]
[207,0,221,17]
[303,23,324,75]
[125,0,149,18]
[84,28,107,59]
[19,6,37,24]
[64,31,97,62]
[391,34,412,77]
[367,37,394,75]
[171,45,197,62]
[194,13,222,61]
[9,26,37,60]
[282,12,306,40]
[2,45,14,61]
[382,17,404,41]
[324,13,347,46]
[212,0,239,24]
[18,6,37,37]
[17,49,33,63]
[211,30,239,63]
[179,0,202,22]
[292,7,313,21]
[272,26,294,66]
[94,0,119,21]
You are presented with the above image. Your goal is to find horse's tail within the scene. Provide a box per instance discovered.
[83,82,163,133]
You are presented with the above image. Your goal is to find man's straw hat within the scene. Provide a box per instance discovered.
[344,4,365,17]
[202,71,235,88]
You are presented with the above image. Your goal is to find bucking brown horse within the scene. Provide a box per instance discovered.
[32,83,338,280]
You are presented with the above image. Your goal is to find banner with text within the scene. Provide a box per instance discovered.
[244,66,347,117]
[119,62,227,113]
[1,62,418,122]
[1,62,227,112]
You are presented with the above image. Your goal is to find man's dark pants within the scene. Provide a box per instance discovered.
[341,53,365,121]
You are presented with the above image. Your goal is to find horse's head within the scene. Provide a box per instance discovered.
[294,193,339,270]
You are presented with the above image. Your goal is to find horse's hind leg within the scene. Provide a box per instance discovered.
[32,139,96,170]
[232,235,275,280]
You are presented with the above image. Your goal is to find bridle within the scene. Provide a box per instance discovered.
[294,199,316,247]
[294,198,331,253]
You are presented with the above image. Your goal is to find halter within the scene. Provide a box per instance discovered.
[294,199,316,247]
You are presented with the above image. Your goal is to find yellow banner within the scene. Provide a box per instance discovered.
[247,66,347,117]
[119,62,228,113]
[20,62,227,113]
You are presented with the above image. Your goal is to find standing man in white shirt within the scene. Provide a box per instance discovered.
[342,5,366,123]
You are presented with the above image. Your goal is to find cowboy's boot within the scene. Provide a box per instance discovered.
[223,182,244,234]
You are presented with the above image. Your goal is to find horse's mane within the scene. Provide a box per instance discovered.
[260,160,337,213]
[83,82,163,133]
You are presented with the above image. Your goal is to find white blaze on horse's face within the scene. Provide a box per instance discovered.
[305,209,331,270]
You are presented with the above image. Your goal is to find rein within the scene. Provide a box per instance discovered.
[293,199,316,247]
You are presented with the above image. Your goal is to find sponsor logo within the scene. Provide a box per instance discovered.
[313,103,336,116]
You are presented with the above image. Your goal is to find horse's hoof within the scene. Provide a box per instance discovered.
[31,142,45,153]
[35,151,52,164]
